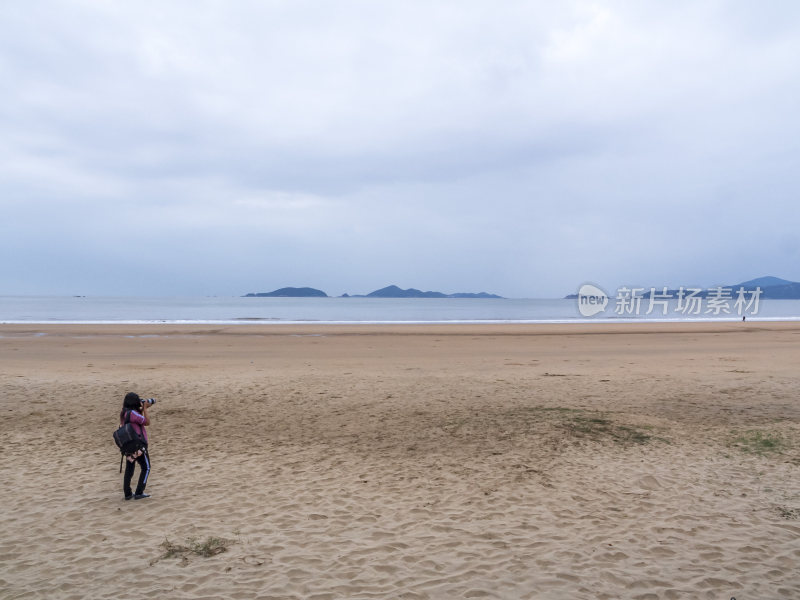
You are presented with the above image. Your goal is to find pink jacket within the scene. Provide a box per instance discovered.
[121,410,148,443]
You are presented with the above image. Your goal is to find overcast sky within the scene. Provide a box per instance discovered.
[2,1,799,298]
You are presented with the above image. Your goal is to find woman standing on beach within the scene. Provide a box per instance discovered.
[120,392,152,501]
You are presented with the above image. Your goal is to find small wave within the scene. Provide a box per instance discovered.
[232,317,283,321]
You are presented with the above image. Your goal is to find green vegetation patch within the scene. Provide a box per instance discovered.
[159,536,232,561]
[564,414,654,445]
[731,430,787,456]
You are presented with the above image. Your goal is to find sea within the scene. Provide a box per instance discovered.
[1,296,800,324]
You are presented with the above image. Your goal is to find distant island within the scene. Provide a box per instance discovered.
[361,285,503,299]
[245,287,327,297]
[244,284,503,299]
[737,276,800,299]
[565,275,800,300]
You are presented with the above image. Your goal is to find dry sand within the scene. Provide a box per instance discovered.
[1,322,799,599]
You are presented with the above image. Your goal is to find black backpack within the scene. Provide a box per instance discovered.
[113,411,147,472]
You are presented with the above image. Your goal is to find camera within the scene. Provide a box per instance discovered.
[142,398,156,405]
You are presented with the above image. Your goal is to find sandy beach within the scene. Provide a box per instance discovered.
[1,321,799,599]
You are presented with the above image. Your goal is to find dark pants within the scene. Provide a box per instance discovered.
[123,448,150,497]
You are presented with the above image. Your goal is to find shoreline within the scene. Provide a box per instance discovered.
[2,319,800,337]
[3,296,795,327]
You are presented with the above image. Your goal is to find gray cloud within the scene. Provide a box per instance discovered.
[2,1,799,297]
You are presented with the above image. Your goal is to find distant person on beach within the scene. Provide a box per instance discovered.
[120,392,153,500]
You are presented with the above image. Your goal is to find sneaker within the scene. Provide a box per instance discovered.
[124,495,133,501]
[133,493,151,500]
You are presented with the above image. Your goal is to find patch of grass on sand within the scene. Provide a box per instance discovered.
[564,415,654,445]
[731,430,786,456]
[510,406,662,446]
[159,536,231,561]
[438,405,664,448]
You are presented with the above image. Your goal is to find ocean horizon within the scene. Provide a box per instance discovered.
[2,295,799,325]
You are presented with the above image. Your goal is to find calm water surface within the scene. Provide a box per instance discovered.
[1,296,799,324]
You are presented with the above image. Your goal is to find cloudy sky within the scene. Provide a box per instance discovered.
[2,1,799,298]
